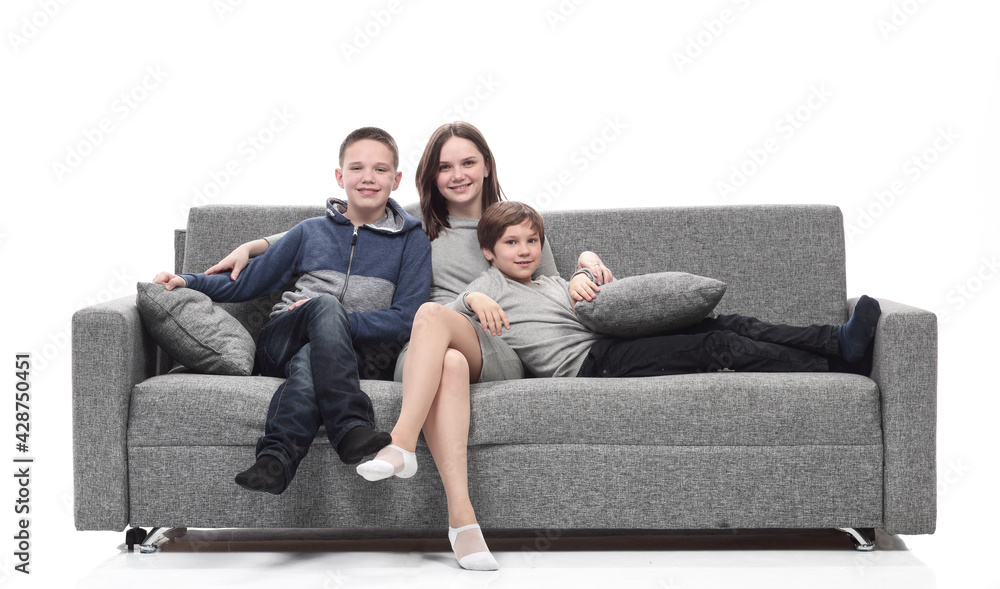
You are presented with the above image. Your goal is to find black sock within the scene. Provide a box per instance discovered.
[338,426,391,465]
[828,345,874,376]
[837,295,881,362]
[234,454,286,494]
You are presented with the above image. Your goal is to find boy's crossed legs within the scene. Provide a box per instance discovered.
[235,294,390,494]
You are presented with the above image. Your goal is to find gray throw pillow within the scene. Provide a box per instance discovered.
[575,272,727,337]
[135,282,255,375]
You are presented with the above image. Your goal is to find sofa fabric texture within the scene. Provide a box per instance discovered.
[72,204,937,536]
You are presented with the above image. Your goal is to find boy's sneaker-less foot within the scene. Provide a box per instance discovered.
[828,342,875,377]
[338,426,391,465]
[235,454,286,494]
[837,295,881,362]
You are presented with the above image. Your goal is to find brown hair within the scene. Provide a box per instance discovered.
[477,201,546,254]
[415,122,505,241]
[338,127,399,170]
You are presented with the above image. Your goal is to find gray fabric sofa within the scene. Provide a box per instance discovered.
[72,204,937,548]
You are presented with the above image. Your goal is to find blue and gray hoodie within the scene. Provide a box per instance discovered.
[181,197,431,344]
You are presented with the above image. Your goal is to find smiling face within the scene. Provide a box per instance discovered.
[335,138,402,225]
[481,219,542,284]
[435,136,490,218]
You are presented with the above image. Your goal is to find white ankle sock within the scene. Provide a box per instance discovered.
[355,444,417,481]
[448,523,499,571]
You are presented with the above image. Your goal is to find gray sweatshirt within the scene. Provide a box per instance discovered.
[428,216,560,303]
[451,267,600,378]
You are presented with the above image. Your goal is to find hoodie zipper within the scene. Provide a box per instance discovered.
[339,226,359,303]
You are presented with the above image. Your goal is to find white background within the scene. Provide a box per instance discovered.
[1,1,997,586]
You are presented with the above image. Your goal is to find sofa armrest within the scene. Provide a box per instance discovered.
[72,295,156,531]
[852,297,937,534]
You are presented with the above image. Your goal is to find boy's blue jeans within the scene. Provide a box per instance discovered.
[253,295,375,486]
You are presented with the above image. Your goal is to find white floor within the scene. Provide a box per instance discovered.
[16,527,988,589]
[73,548,931,589]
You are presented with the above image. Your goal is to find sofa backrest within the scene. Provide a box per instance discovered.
[179,205,326,341]
[177,203,847,339]
[543,205,847,326]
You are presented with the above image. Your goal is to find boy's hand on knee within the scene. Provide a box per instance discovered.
[153,271,187,291]
[287,297,312,311]
[465,292,510,336]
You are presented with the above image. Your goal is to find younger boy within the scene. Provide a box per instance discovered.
[451,201,880,379]
[154,127,432,494]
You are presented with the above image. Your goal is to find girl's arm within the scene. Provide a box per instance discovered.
[534,240,612,285]
[576,251,614,285]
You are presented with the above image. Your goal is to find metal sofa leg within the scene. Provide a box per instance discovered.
[837,527,876,551]
[122,527,187,553]
[138,527,188,553]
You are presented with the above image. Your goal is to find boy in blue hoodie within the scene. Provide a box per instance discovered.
[154,127,431,494]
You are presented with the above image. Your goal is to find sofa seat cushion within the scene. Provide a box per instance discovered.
[468,372,882,447]
[129,372,880,449]
[128,375,408,447]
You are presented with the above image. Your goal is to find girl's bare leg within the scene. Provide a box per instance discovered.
[391,302,483,452]
[424,349,498,569]
[421,348,475,527]
[356,303,483,480]
[356,303,498,569]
